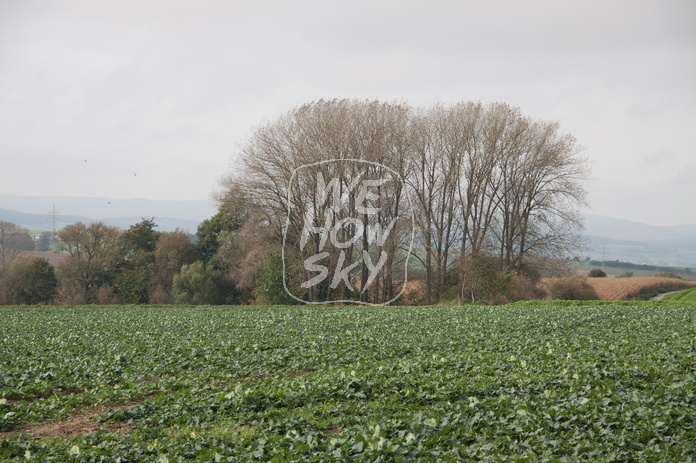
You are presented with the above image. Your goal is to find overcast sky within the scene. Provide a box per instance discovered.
[1,0,694,226]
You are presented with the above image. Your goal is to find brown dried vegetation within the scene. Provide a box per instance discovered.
[542,276,696,301]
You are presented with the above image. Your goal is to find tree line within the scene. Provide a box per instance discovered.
[1,99,589,306]
[0,216,244,305]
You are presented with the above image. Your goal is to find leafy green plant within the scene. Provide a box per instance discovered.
[173,261,221,304]
[1,303,695,460]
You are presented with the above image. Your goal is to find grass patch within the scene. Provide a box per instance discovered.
[664,287,696,303]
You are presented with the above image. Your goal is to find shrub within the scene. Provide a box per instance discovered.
[255,254,300,305]
[173,261,221,305]
[548,276,599,300]
[149,231,197,304]
[588,268,607,278]
[460,254,511,303]
[20,258,57,304]
[617,271,633,278]
[0,257,31,304]
[655,271,684,280]
[96,285,119,304]
[505,273,544,303]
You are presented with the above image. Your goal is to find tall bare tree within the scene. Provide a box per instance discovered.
[148,230,196,304]
[0,221,34,267]
[218,99,589,305]
[57,221,123,303]
[224,99,414,304]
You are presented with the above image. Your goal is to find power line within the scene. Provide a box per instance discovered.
[47,203,60,241]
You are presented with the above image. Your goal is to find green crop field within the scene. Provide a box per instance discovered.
[666,288,696,303]
[1,304,695,461]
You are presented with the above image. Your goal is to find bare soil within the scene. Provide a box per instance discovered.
[0,398,154,440]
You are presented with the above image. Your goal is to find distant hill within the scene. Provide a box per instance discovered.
[0,194,216,222]
[583,215,696,268]
[0,208,203,233]
[0,208,90,230]
[584,215,696,242]
[0,193,216,233]
[2,196,694,265]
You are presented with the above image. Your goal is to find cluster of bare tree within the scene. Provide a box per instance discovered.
[219,99,589,304]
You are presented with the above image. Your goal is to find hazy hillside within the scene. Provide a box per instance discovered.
[0,208,203,233]
[583,215,696,267]
[0,194,216,222]
[2,196,694,265]
[0,193,216,233]
[0,208,90,230]
[584,215,696,242]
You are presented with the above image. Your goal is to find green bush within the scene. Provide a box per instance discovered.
[588,268,607,278]
[255,253,300,305]
[173,261,221,305]
[617,271,633,278]
[655,271,684,280]
[20,258,57,305]
[460,254,511,304]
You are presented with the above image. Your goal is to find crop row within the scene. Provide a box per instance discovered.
[1,304,695,461]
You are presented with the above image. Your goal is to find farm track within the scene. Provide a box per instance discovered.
[650,290,680,301]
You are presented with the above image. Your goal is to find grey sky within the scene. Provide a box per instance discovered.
[1,0,694,226]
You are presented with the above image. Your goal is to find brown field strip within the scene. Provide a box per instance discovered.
[542,276,696,301]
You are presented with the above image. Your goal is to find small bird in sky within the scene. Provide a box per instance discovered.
[134,171,137,176]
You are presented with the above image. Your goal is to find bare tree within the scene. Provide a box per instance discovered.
[218,99,589,304]
[490,115,588,271]
[57,222,123,303]
[0,221,35,267]
[226,99,414,304]
[148,230,196,304]
[405,105,466,303]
